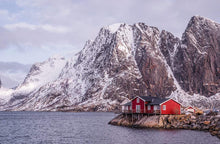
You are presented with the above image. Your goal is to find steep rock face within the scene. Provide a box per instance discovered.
[159,30,180,69]
[4,23,179,111]
[5,24,149,111]
[173,16,220,96]
[133,23,177,97]
[2,16,220,111]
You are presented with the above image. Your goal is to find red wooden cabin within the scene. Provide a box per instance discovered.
[122,96,181,115]
[184,106,196,113]
[122,102,132,113]
[160,99,181,114]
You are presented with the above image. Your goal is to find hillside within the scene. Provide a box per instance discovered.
[0,16,219,111]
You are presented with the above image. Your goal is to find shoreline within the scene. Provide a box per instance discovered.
[108,113,220,139]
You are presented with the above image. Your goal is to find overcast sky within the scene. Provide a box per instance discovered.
[0,0,219,64]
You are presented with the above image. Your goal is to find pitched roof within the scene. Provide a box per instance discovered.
[123,101,131,106]
[131,96,181,105]
[148,98,169,105]
[138,96,169,105]
[139,96,157,101]
[185,106,196,110]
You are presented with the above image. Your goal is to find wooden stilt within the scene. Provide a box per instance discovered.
[132,113,133,123]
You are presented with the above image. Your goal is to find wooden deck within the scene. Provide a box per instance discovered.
[122,109,161,115]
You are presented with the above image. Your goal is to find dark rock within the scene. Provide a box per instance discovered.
[134,25,176,97]
[173,16,220,97]
[210,131,218,136]
[203,121,211,125]
[109,114,220,139]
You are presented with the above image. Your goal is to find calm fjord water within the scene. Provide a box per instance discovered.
[0,112,219,144]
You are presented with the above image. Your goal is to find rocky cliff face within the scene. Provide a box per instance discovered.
[1,16,220,111]
[173,16,220,96]
[133,24,177,97]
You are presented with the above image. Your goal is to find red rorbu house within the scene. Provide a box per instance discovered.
[122,96,181,115]
[184,106,196,114]
[122,102,132,113]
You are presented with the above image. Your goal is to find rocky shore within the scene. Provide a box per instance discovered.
[108,114,220,139]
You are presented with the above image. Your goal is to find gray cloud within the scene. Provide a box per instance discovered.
[0,0,219,63]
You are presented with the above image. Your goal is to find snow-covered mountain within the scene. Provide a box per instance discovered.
[1,16,219,111]
[0,56,66,108]
[0,62,31,88]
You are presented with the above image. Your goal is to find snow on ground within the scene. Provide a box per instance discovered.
[0,87,14,104]
[169,89,220,109]
[105,23,123,33]
[15,56,67,95]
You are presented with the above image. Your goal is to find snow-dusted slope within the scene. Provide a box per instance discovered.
[16,56,66,94]
[1,16,220,111]
[0,87,14,105]
[5,23,149,111]
[2,56,66,108]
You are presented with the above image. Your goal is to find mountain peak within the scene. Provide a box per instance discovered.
[187,15,219,30]
[191,15,217,23]
[48,55,65,61]
[104,23,123,33]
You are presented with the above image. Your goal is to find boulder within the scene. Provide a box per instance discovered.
[203,121,211,125]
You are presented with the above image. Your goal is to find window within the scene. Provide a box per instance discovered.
[163,105,166,110]
[154,105,157,110]
[148,105,151,110]
[137,98,139,103]
[136,105,140,113]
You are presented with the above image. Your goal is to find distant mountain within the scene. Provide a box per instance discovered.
[0,62,31,88]
[0,61,30,72]
[0,16,219,111]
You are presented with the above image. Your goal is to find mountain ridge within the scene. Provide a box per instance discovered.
[0,15,219,111]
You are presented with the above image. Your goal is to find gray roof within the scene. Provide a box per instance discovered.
[123,96,171,106]
[139,96,169,105]
[139,96,157,101]
[148,98,169,105]
[123,101,131,106]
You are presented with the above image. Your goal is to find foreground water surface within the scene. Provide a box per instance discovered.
[0,112,219,144]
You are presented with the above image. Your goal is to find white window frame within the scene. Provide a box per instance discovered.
[137,98,139,103]
[163,105,166,110]
[136,105,140,113]
[148,105,151,110]
[154,105,157,110]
